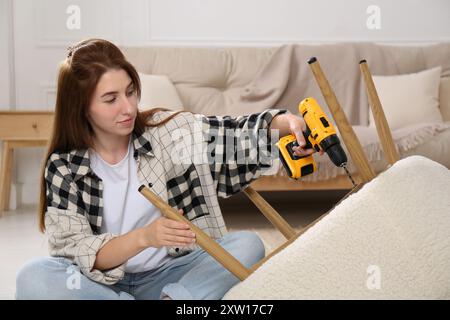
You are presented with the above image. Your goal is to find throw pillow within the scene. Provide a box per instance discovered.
[138,73,183,111]
[439,77,450,122]
[369,66,443,129]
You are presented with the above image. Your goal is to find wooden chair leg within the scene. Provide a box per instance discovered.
[138,185,251,280]
[359,60,400,166]
[308,57,376,184]
[243,186,296,239]
[0,141,14,214]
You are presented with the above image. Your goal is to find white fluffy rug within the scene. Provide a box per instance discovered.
[224,156,450,299]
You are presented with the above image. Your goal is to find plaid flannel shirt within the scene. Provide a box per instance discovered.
[44,109,286,284]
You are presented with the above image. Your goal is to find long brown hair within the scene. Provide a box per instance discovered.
[38,38,183,232]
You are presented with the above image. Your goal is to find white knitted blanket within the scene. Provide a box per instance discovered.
[224,156,450,299]
[265,122,450,181]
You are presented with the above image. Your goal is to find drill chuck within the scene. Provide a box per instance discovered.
[320,135,348,167]
[325,143,348,168]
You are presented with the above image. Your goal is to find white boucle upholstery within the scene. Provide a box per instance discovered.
[224,156,450,299]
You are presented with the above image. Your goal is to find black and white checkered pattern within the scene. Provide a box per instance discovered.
[44,108,286,284]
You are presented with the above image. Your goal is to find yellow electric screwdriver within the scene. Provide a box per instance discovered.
[276,97,356,187]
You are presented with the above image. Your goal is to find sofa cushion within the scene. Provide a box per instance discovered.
[121,43,450,122]
[439,77,450,122]
[121,47,276,116]
[369,67,443,130]
[138,73,183,111]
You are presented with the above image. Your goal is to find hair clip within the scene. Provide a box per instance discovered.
[67,46,75,58]
[66,43,88,59]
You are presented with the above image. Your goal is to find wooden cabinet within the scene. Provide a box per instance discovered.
[0,111,54,213]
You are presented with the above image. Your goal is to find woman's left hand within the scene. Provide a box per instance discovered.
[270,112,325,157]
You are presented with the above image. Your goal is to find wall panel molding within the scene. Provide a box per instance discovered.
[38,83,57,110]
[33,0,120,48]
[7,0,16,109]
[146,0,450,45]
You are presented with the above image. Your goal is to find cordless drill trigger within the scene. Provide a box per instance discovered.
[302,125,313,149]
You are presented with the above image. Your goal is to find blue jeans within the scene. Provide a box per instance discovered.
[16,231,264,300]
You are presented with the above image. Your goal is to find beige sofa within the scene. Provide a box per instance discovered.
[121,43,450,191]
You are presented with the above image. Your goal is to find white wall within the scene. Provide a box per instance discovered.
[0,0,16,209]
[1,0,450,207]
[149,0,450,44]
[0,0,11,110]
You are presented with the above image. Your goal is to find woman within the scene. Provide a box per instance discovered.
[15,39,316,300]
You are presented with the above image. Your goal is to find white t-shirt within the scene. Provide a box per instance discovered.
[89,138,172,273]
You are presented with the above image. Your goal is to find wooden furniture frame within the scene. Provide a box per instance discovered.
[139,58,399,280]
[0,111,53,214]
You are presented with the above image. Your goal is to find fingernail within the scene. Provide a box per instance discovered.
[191,233,195,237]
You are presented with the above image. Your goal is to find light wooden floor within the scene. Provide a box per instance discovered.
[0,190,346,299]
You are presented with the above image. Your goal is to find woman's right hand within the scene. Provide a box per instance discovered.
[139,209,196,248]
